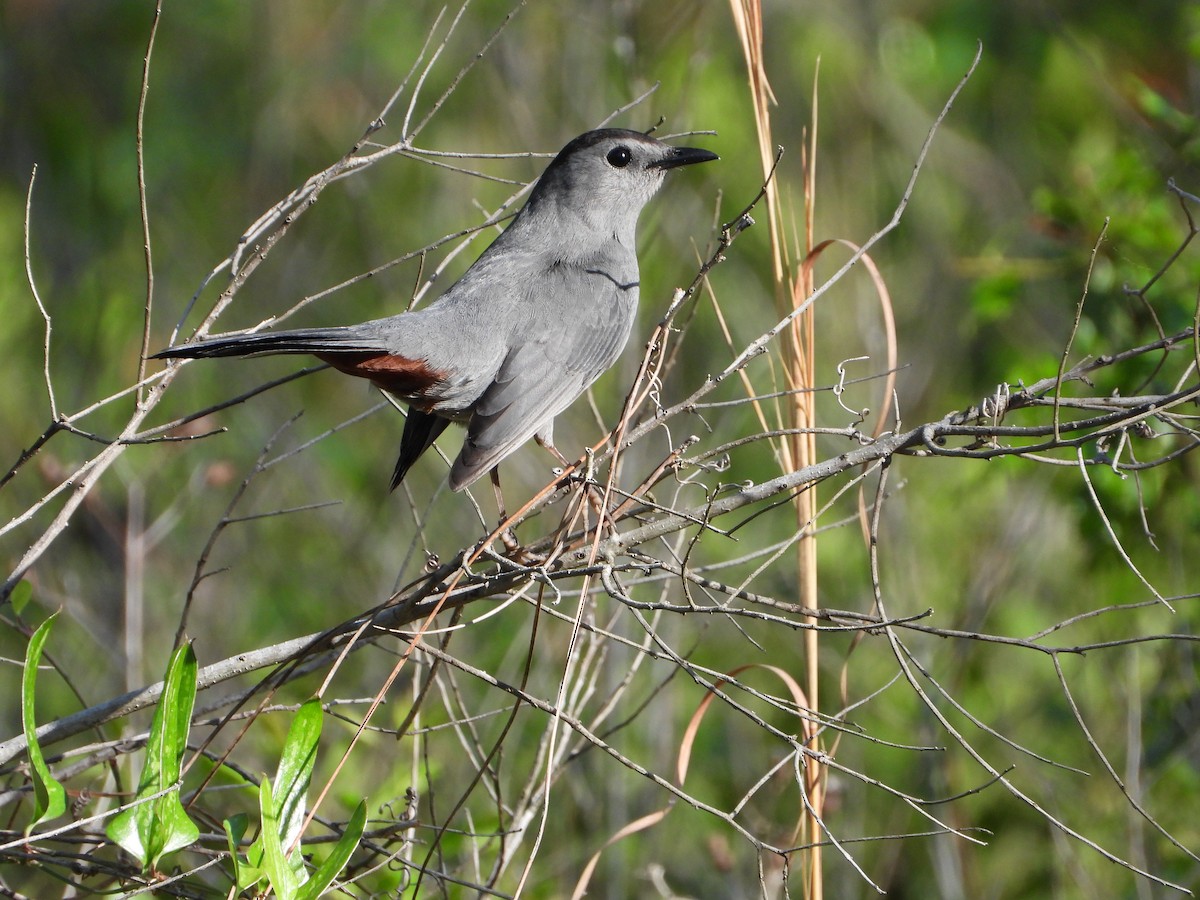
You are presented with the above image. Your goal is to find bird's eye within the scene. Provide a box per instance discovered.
[606,146,632,168]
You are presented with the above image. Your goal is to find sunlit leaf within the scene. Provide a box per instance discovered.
[274,698,323,854]
[245,699,324,890]
[296,800,366,900]
[106,643,200,870]
[258,777,301,900]
[21,612,66,835]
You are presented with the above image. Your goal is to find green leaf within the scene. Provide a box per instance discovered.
[224,814,250,887]
[259,777,301,900]
[22,611,67,835]
[296,800,366,900]
[274,698,323,854]
[247,698,324,885]
[224,811,248,847]
[10,579,33,616]
[235,857,264,891]
[106,643,201,870]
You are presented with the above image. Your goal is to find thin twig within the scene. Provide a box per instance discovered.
[134,0,162,400]
[23,166,56,420]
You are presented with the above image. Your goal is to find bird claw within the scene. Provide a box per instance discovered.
[495,527,555,567]
[499,527,521,555]
[506,544,550,567]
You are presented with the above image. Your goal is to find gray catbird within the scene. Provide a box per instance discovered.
[156,129,717,492]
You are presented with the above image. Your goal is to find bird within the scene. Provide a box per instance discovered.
[155,128,717,496]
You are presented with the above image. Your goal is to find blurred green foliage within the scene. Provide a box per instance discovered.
[2,1,1199,897]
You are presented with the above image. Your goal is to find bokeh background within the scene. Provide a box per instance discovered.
[2,1,1199,897]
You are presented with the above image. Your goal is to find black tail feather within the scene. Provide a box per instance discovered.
[153,327,381,360]
[391,409,450,490]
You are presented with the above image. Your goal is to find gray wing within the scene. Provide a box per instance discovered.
[448,269,638,491]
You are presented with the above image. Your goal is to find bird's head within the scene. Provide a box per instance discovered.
[522,128,718,249]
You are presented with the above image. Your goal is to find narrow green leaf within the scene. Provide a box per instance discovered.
[106,643,201,870]
[224,815,242,886]
[224,812,248,848]
[296,800,366,900]
[274,700,324,854]
[259,777,301,900]
[22,611,67,835]
[236,859,265,892]
[274,698,323,855]
[246,698,324,886]
[236,860,265,892]
[10,579,33,616]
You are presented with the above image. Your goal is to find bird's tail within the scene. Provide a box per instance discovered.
[391,409,451,491]
[153,326,384,360]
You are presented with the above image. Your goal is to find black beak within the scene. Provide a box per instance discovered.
[649,145,719,170]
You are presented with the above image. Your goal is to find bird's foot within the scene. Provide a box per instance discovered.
[506,544,550,567]
[499,526,521,555]
[481,531,549,568]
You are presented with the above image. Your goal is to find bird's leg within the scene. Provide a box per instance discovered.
[489,468,521,554]
[535,431,611,524]
[534,431,573,472]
